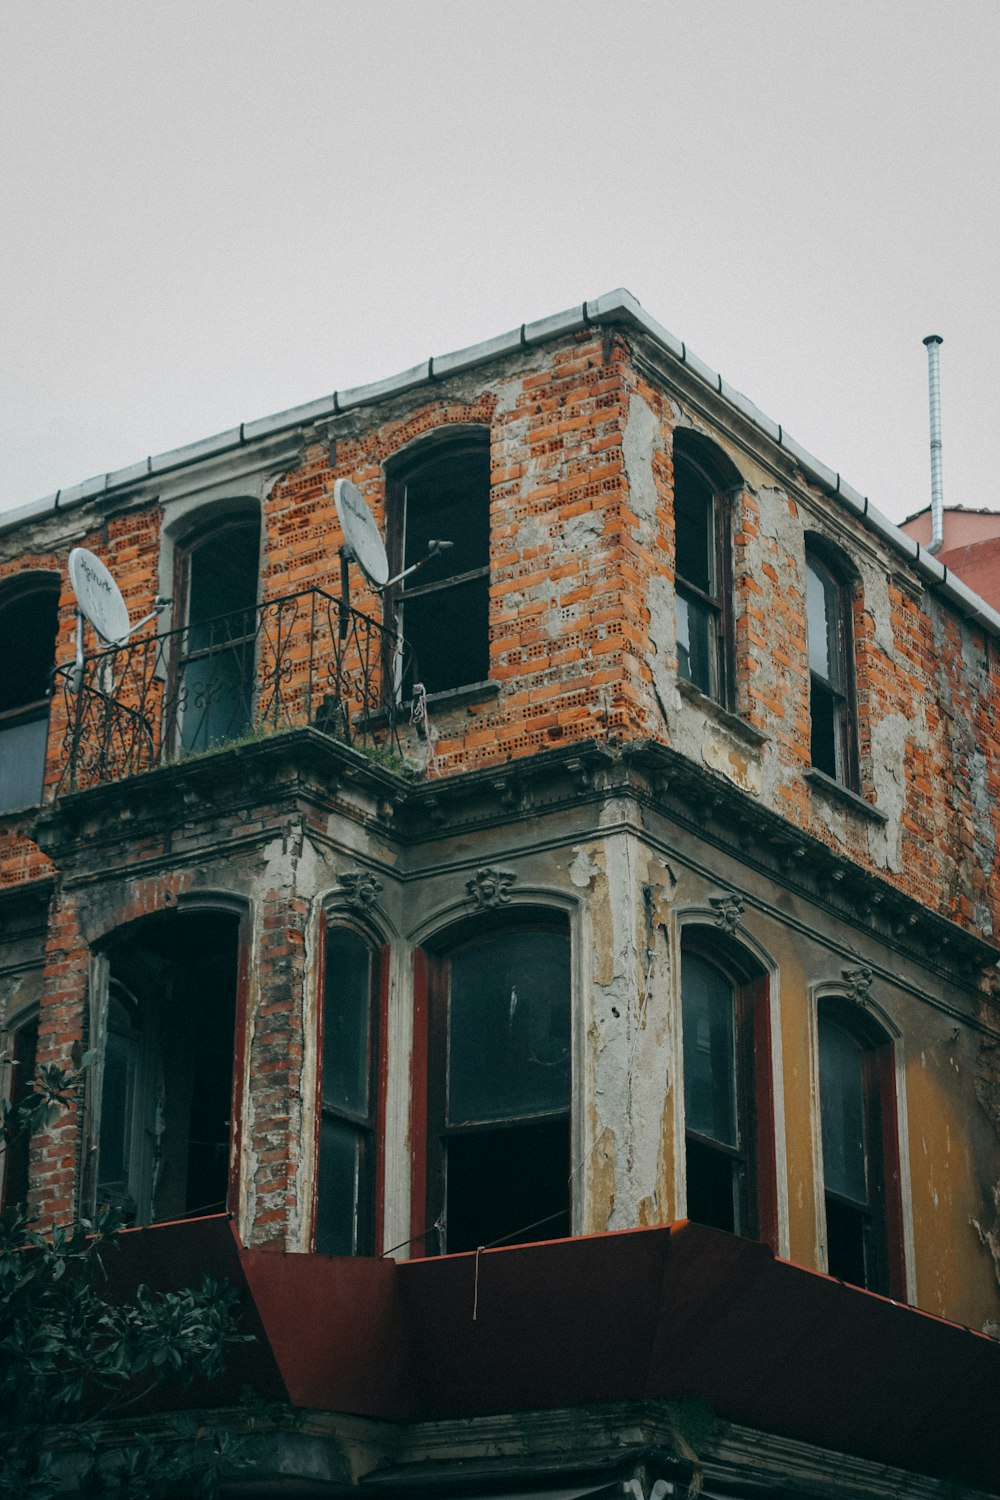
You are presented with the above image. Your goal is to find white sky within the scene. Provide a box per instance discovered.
[2,1,997,524]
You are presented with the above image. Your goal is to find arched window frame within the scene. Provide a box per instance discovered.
[383,426,492,700]
[313,913,388,1257]
[0,571,61,811]
[411,905,573,1258]
[85,901,249,1229]
[169,512,262,754]
[812,990,909,1300]
[676,921,780,1250]
[671,432,741,710]
[0,1006,40,1213]
[804,535,860,791]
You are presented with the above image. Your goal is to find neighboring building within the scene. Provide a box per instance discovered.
[1,289,999,1497]
[901,504,1000,612]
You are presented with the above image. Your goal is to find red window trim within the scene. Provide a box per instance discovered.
[312,912,388,1256]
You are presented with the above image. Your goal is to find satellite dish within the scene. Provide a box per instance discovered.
[68,547,131,645]
[334,479,389,588]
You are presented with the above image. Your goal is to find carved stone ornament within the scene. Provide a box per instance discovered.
[842,964,874,1000]
[337,870,383,914]
[466,867,516,910]
[709,892,745,933]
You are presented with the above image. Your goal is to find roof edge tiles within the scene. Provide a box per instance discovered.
[3,289,999,642]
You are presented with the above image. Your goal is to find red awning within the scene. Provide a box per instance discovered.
[109,1216,1000,1488]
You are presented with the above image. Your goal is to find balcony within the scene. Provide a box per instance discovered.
[50,587,415,797]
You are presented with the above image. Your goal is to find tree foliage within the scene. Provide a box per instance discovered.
[0,1044,252,1497]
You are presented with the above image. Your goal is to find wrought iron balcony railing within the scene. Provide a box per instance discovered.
[51,587,415,797]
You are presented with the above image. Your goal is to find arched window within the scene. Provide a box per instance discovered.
[0,575,60,810]
[0,1010,39,1212]
[315,926,384,1256]
[680,930,776,1245]
[420,913,571,1256]
[385,431,491,698]
[173,517,260,753]
[805,540,858,788]
[672,434,739,708]
[817,998,905,1296]
[92,910,242,1226]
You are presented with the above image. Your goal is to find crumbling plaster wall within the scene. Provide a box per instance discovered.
[617,350,1000,940]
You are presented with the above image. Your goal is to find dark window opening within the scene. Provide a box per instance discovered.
[1,1014,39,1212]
[806,547,858,788]
[673,451,733,706]
[175,520,260,753]
[818,1007,894,1294]
[426,918,571,1255]
[94,911,241,1226]
[445,1117,570,1254]
[387,438,491,697]
[681,936,774,1244]
[315,927,380,1256]
[0,579,60,811]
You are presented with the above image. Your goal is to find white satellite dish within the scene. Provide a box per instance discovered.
[68,548,131,645]
[334,479,389,589]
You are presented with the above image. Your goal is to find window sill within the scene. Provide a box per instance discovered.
[353,680,500,732]
[805,767,887,822]
[676,676,769,748]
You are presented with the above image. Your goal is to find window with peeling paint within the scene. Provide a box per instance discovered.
[424,918,571,1256]
[385,432,490,698]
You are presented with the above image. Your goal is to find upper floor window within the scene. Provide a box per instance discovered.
[386,433,490,697]
[817,999,905,1297]
[806,541,858,788]
[672,435,737,707]
[315,927,383,1256]
[0,575,60,811]
[173,519,260,753]
[680,931,776,1246]
[421,914,571,1255]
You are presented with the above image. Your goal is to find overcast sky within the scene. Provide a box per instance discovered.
[2,1,997,524]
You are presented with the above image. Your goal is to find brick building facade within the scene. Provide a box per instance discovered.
[1,289,999,1496]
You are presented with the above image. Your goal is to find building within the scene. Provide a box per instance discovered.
[1,289,999,1497]
[901,504,1000,612]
